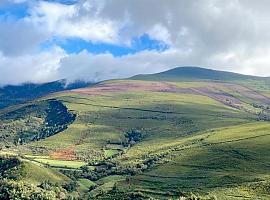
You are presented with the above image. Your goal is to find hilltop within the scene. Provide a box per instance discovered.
[132,66,270,83]
[0,67,270,199]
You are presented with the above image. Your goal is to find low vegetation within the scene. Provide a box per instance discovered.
[0,99,75,147]
[1,70,270,199]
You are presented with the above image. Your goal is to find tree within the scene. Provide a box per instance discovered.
[63,181,78,192]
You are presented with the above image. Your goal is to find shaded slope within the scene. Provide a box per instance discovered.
[0,99,76,147]
[0,80,90,109]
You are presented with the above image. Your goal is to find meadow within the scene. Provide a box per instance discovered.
[0,77,270,199]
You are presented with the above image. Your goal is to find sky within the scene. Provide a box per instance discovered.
[1,0,270,85]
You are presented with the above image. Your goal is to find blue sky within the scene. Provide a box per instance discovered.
[0,2,29,18]
[0,1,168,57]
[44,0,78,5]
[42,34,169,56]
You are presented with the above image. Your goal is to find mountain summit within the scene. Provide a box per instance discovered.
[132,66,264,82]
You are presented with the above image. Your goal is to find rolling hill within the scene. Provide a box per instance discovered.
[132,66,270,92]
[0,67,270,199]
[132,66,267,82]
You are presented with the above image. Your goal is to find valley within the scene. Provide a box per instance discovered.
[0,68,270,199]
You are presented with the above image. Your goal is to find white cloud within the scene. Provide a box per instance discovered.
[0,19,48,56]
[57,50,168,83]
[57,48,200,84]
[0,46,65,86]
[27,1,121,43]
[2,0,270,85]
[147,24,171,45]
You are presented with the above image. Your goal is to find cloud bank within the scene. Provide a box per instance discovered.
[1,0,270,85]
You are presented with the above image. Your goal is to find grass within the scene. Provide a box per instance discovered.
[29,87,251,155]
[16,159,70,185]
[27,80,267,198]
[78,178,96,192]
[127,122,270,199]
[96,175,126,185]
[1,79,270,199]
[104,149,121,158]
[31,158,86,169]
[89,175,126,197]
[0,154,70,185]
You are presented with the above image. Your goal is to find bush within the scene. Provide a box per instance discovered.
[63,181,78,192]
[0,179,58,200]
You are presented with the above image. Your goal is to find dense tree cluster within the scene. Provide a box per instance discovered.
[0,99,76,146]
[0,179,75,200]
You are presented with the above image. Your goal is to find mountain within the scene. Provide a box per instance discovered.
[0,80,91,109]
[0,67,270,199]
[132,66,268,82]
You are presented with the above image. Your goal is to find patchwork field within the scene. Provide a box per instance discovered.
[1,73,270,199]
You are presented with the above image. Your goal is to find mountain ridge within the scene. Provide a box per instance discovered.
[131,66,269,81]
[0,80,92,109]
[1,67,270,199]
[1,66,269,109]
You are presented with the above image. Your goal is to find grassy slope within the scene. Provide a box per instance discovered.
[132,66,256,81]
[1,157,71,185]
[127,122,270,199]
[29,84,250,156]
[132,66,270,92]
[26,157,86,169]
[1,76,270,198]
[20,160,70,185]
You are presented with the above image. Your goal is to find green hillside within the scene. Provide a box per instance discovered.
[0,99,75,147]
[132,66,265,81]
[0,155,73,199]
[1,68,270,199]
[4,157,70,184]
[132,67,270,92]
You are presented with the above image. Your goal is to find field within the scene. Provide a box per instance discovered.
[125,122,270,199]
[25,155,87,169]
[1,74,270,199]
